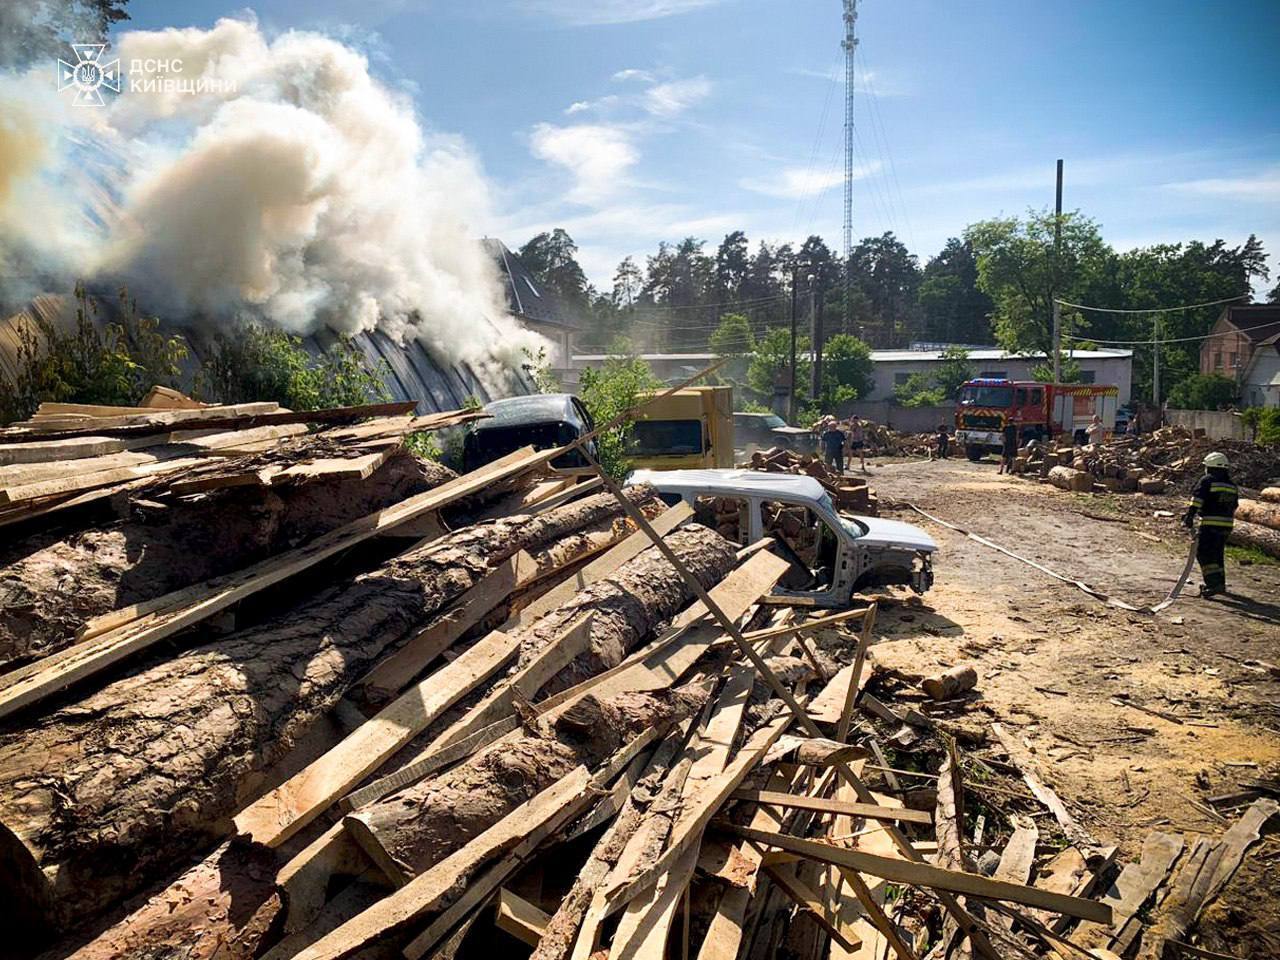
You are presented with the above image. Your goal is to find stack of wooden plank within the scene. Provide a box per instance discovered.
[0,391,1270,960]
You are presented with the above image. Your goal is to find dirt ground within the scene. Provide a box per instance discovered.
[858,454,1280,956]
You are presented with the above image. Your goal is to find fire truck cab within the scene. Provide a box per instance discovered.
[954,378,1118,461]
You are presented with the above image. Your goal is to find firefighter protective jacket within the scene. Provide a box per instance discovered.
[1188,470,1239,529]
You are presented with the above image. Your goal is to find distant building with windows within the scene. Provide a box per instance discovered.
[1199,304,1280,408]
[569,346,1134,402]
[483,238,581,370]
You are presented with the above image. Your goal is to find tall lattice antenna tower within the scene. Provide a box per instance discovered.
[842,0,859,331]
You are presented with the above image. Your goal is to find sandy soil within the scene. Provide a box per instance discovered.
[854,455,1280,956]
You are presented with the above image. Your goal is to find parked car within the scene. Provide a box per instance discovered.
[733,411,814,454]
[631,468,936,606]
[462,394,596,472]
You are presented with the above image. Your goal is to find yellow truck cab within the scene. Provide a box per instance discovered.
[629,385,734,470]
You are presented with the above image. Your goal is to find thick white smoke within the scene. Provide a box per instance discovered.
[0,17,540,366]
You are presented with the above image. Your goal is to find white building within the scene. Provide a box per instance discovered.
[570,347,1135,402]
[864,348,1134,403]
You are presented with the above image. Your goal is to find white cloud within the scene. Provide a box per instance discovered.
[642,76,712,117]
[514,1,723,26]
[612,68,656,83]
[739,162,881,199]
[530,122,638,203]
[564,95,620,115]
[788,66,910,97]
[1164,168,1280,202]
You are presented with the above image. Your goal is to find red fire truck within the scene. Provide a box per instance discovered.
[953,378,1119,461]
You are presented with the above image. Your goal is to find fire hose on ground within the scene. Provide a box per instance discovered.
[905,503,1198,615]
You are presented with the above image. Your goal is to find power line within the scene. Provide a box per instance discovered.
[1054,293,1249,315]
[1064,317,1280,347]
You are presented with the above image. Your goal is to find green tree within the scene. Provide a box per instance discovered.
[933,346,974,399]
[578,350,660,480]
[1104,238,1267,402]
[518,229,592,312]
[709,312,754,358]
[1,284,186,424]
[195,324,388,410]
[918,238,994,344]
[1166,374,1239,410]
[965,210,1111,362]
[0,0,129,68]
[847,231,921,345]
[714,231,750,300]
[819,333,874,407]
[894,373,945,408]
[747,326,808,407]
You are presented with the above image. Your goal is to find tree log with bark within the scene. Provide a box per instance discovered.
[1228,518,1280,559]
[348,526,738,879]
[0,488,650,943]
[0,452,454,671]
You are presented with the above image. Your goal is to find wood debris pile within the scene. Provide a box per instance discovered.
[744,446,879,514]
[0,391,1271,960]
[861,422,939,458]
[1012,425,1280,496]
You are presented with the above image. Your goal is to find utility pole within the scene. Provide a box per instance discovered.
[1152,314,1161,407]
[788,265,798,422]
[809,275,822,401]
[841,0,859,333]
[1051,158,1063,383]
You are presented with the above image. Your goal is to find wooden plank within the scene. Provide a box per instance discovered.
[0,399,417,441]
[294,767,595,960]
[739,606,870,646]
[356,551,540,702]
[0,422,308,502]
[235,627,522,848]
[0,430,211,465]
[838,604,878,742]
[728,826,1113,924]
[526,476,605,515]
[431,612,596,751]
[730,790,932,826]
[495,888,550,948]
[1071,832,1183,950]
[763,862,861,951]
[994,819,1039,885]
[0,446,549,720]
[1137,798,1278,960]
[341,717,520,813]
[500,501,693,633]
[840,866,918,960]
[991,723,1093,848]
[602,713,791,915]
[607,842,700,960]
[686,666,755,783]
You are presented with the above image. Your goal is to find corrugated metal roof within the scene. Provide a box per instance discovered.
[481,238,582,330]
[0,292,531,415]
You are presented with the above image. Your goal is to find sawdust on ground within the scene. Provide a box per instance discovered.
[856,455,1280,956]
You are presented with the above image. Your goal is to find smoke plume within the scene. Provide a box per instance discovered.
[0,16,539,365]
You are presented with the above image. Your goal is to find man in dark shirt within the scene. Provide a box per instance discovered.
[936,424,950,460]
[1182,452,1239,597]
[821,419,846,474]
[997,422,1018,475]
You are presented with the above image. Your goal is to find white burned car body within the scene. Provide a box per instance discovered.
[630,469,936,608]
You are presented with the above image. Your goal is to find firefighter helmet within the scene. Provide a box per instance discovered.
[1203,452,1229,469]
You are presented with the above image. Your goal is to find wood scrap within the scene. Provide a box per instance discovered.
[991,722,1095,849]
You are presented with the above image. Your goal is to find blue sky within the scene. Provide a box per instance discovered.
[117,0,1280,291]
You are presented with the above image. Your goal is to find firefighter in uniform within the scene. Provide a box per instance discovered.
[1181,452,1239,598]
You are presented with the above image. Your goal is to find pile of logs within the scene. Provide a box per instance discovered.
[1013,425,1280,497]
[0,392,1268,960]
[744,447,879,515]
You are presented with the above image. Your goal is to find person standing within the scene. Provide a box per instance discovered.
[1182,452,1239,598]
[936,424,950,460]
[846,417,867,472]
[821,418,846,474]
[997,421,1018,475]
[1086,414,1106,447]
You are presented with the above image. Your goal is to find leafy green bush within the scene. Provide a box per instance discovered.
[0,284,187,424]
[578,353,660,480]
[194,323,389,411]
[893,372,946,407]
[1166,373,1239,410]
[1242,407,1280,445]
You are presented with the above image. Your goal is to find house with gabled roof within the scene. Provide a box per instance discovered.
[1200,304,1280,407]
[482,239,581,371]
